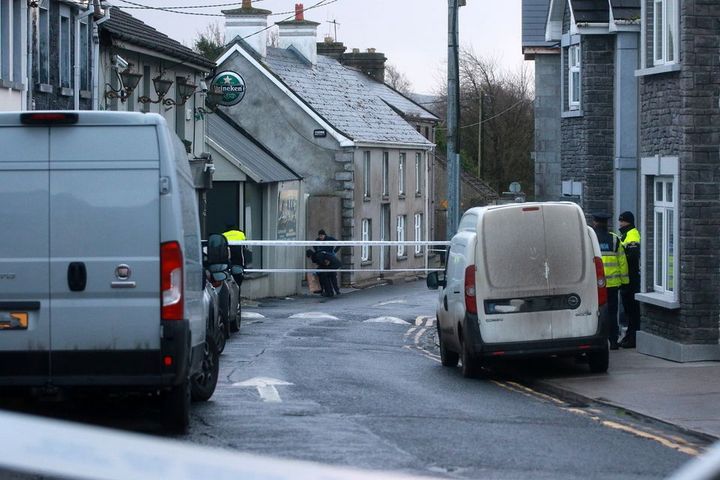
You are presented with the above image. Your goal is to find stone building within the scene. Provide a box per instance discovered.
[0,0,28,111]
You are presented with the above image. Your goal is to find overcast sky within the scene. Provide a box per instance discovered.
[121,0,526,94]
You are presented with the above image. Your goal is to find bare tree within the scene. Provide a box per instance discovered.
[385,63,412,95]
[434,48,535,198]
[194,22,225,61]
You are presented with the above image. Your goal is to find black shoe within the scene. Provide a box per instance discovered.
[609,340,619,350]
[620,336,636,348]
[334,290,341,295]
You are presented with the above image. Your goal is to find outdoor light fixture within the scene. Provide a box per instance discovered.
[139,75,174,105]
[194,85,225,118]
[161,77,197,107]
[104,66,143,103]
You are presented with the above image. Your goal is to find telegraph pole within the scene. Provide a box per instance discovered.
[446,0,461,239]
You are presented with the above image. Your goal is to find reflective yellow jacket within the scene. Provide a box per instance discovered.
[601,232,629,288]
[222,229,246,242]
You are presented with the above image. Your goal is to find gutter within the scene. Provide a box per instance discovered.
[91,3,110,111]
[74,3,95,110]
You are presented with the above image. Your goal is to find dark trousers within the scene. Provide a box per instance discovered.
[621,277,641,337]
[317,270,340,296]
[607,286,620,343]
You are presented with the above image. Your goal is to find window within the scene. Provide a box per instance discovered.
[653,177,675,294]
[396,215,406,257]
[653,0,678,65]
[361,219,372,262]
[0,0,23,84]
[363,151,371,198]
[568,44,581,110]
[415,153,422,195]
[382,152,389,197]
[414,213,423,255]
[398,153,406,196]
[79,19,90,91]
[38,1,49,85]
[59,7,71,88]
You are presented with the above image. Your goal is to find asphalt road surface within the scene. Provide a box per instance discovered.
[0,280,701,479]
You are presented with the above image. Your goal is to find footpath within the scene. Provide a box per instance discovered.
[528,348,720,441]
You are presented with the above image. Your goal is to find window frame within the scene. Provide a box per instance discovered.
[396,214,406,258]
[652,177,676,294]
[382,151,389,197]
[37,0,50,85]
[59,5,72,89]
[361,218,372,262]
[652,0,679,66]
[568,44,581,110]
[414,153,422,196]
[363,151,371,198]
[414,213,423,255]
[398,152,406,197]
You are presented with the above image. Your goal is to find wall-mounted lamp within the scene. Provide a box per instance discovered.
[162,77,197,107]
[104,66,143,103]
[138,75,174,105]
[194,85,225,118]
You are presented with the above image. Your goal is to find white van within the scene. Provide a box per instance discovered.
[0,111,214,431]
[427,202,609,377]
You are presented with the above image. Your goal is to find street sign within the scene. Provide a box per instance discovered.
[212,71,246,106]
[509,182,522,193]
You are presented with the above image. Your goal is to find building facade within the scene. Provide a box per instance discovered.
[0,0,28,111]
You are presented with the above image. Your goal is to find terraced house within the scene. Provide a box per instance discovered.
[523,0,720,361]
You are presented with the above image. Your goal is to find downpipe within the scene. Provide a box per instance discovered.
[73,3,95,110]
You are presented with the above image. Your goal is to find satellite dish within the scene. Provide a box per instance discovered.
[509,182,521,193]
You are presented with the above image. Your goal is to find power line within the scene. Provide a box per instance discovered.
[115,0,337,17]
[435,97,531,131]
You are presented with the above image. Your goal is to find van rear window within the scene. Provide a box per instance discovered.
[482,205,585,289]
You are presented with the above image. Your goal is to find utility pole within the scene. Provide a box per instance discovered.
[446,0,462,239]
[477,91,482,178]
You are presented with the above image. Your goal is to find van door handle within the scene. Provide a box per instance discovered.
[67,262,87,292]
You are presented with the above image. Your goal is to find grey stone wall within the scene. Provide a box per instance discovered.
[561,35,615,216]
[639,0,720,346]
[533,53,562,201]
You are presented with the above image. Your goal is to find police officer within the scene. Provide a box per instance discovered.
[222,224,246,285]
[591,213,629,350]
[618,211,640,348]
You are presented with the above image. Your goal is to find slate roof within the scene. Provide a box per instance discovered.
[101,8,215,70]
[609,0,641,21]
[522,0,556,48]
[355,74,439,123]
[263,47,433,146]
[207,111,301,183]
[569,0,609,24]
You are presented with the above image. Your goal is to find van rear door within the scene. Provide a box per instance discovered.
[0,125,51,383]
[48,124,162,379]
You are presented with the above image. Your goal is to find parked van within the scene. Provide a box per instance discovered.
[0,111,215,431]
[427,202,609,377]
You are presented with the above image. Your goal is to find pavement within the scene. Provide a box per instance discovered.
[526,348,720,441]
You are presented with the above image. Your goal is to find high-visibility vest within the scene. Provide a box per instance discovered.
[620,227,641,249]
[601,232,629,288]
[222,229,246,242]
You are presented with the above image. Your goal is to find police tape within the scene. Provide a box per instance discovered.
[243,268,444,273]
[225,240,451,247]
[0,410,432,480]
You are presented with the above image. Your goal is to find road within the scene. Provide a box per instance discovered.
[187,280,693,479]
[0,280,701,479]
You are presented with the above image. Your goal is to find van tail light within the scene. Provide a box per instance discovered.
[20,112,78,124]
[464,265,477,314]
[161,241,184,321]
[594,257,607,306]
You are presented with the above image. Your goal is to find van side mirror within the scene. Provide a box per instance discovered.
[206,233,230,265]
[426,272,446,290]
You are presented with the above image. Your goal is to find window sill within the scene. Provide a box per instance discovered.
[562,109,583,118]
[382,195,389,201]
[396,255,408,262]
[635,63,681,77]
[636,292,680,310]
[36,83,53,94]
[80,90,92,99]
[415,192,422,198]
[0,79,24,90]
[414,252,424,258]
[59,87,74,97]
[398,194,406,200]
[360,260,373,266]
[363,196,371,203]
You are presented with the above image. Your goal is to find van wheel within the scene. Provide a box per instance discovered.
[438,329,459,367]
[215,310,227,354]
[163,377,191,434]
[230,300,240,333]
[461,339,481,378]
[191,335,220,402]
[588,347,609,373]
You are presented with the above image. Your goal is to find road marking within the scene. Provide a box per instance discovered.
[232,377,293,403]
[404,327,418,338]
[242,311,266,319]
[374,299,407,307]
[408,329,703,457]
[288,312,339,320]
[364,317,410,325]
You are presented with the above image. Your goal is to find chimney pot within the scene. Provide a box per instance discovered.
[352,48,360,53]
[242,0,251,8]
[367,48,376,53]
[295,3,304,21]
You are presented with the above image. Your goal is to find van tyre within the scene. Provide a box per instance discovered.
[588,346,609,373]
[191,334,220,402]
[438,329,459,367]
[229,300,240,333]
[215,310,227,354]
[163,377,191,434]
[461,339,482,378]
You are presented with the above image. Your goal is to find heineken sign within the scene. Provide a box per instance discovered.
[212,71,246,106]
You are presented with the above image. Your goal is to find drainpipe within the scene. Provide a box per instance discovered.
[25,1,31,110]
[74,3,95,110]
[91,3,110,111]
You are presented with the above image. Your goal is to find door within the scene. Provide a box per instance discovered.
[48,125,162,377]
[0,126,51,382]
[381,204,391,270]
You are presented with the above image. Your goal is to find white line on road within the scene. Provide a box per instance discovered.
[373,299,408,307]
[289,312,339,320]
[232,377,293,403]
[242,311,266,319]
[404,327,418,339]
[414,328,427,345]
[364,317,411,325]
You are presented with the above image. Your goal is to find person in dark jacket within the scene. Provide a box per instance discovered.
[618,211,641,348]
[314,229,341,295]
[306,249,341,297]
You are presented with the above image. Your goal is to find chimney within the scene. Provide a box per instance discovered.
[222,0,271,59]
[277,3,320,65]
[317,36,347,60]
[340,48,387,83]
